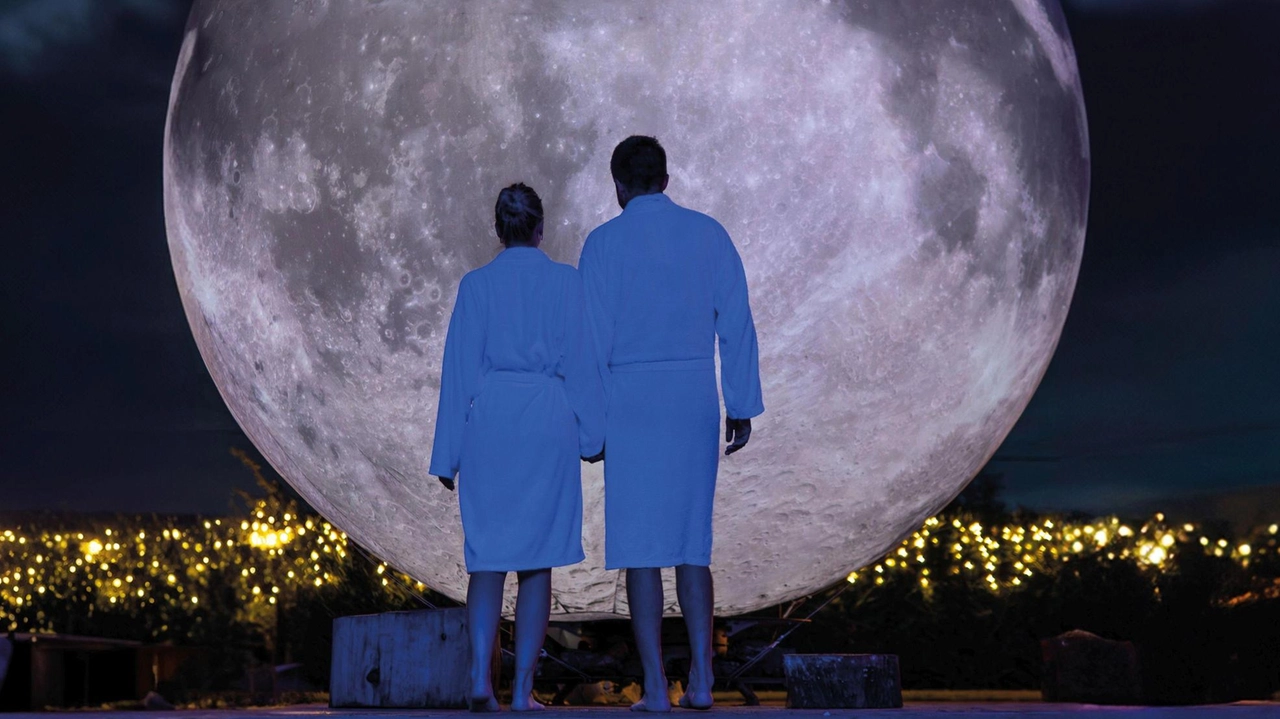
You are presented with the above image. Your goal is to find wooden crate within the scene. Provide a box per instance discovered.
[330,608,469,708]
[784,653,902,709]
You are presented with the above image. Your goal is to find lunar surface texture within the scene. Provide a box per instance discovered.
[164,0,1089,618]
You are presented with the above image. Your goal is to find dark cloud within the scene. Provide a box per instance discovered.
[984,0,1280,511]
[0,0,189,127]
[993,221,1280,513]
[0,0,181,75]
[0,0,220,441]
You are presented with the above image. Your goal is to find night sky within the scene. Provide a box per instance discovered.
[1,0,1276,517]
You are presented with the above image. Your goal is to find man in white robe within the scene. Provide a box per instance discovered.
[579,136,764,711]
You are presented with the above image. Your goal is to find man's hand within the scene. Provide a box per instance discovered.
[436,476,455,491]
[582,444,605,464]
[725,418,752,455]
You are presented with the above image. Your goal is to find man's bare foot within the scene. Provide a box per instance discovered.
[679,670,714,710]
[631,678,673,713]
[678,689,714,711]
[630,695,672,713]
[510,695,545,712]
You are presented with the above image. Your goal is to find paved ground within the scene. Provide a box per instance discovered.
[11,703,1280,718]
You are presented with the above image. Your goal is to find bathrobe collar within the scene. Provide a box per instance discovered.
[494,245,550,262]
[622,192,672,213]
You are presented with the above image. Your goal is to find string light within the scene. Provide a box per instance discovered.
[842,512,1277,597]
[0,492,425,635]
[7,504,1277,635]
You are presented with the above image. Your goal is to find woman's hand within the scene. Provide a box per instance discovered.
[437,475,456,491]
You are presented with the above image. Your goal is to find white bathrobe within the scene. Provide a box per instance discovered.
[429,246,605,573]
[578,193,764,569]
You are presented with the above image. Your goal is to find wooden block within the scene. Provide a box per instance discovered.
[1040,629,1141,704]
[330,608,469,708]
[784,653,902,709]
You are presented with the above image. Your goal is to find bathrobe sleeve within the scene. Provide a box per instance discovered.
[429,275,485,480]
[577,234,614,407]
[561,270,606,456]
[714,227,765,420]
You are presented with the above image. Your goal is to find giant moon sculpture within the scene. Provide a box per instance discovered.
[164,1,1089,618]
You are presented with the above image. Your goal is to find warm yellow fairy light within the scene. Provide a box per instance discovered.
[2,503,1274,643]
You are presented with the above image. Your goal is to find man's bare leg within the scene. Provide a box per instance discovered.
[467,571,504,712]
[626,567,671,712]
[511,569,551,711]
[675,564,715,709]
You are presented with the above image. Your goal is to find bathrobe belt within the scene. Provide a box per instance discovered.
[610,357,715,374]
[483,369,563,385]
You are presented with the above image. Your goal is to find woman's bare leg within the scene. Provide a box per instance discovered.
[511,569,551,711]
[467,571,505,712]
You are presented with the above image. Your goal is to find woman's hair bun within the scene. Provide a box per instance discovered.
[495,183,544,246]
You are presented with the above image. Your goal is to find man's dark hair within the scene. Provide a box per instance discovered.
[494,182,544,246]
[610,135,667,193]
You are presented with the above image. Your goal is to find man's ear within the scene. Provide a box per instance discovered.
[660,175,670,193]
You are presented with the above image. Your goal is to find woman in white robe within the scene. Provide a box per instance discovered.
[429,183,605,711]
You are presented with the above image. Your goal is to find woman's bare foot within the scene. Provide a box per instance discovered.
[510,695,545,712]
[469,670,499,712]
[511,664,543,712]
